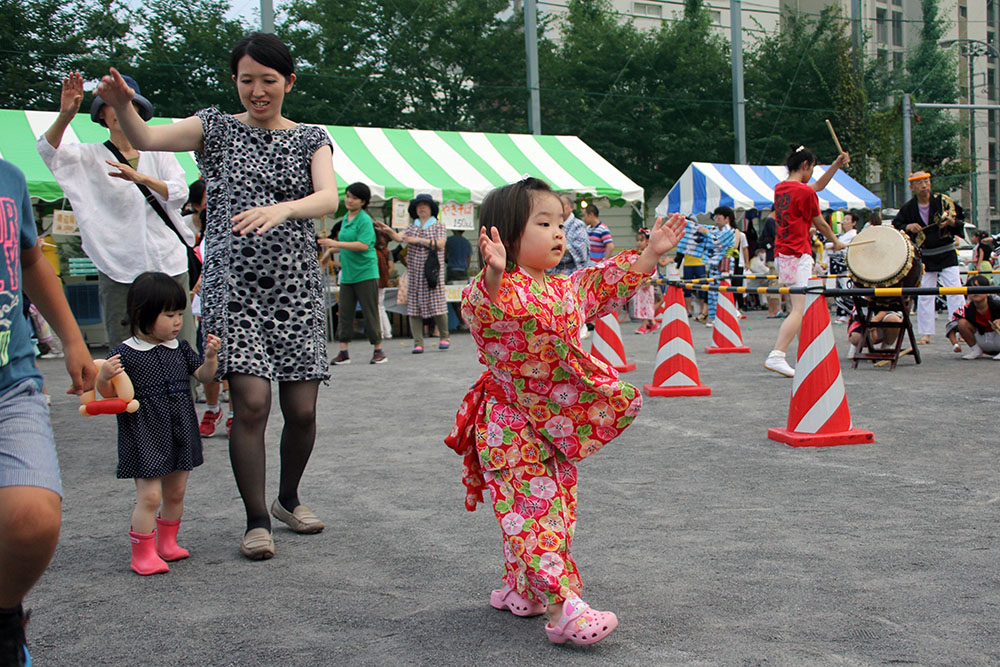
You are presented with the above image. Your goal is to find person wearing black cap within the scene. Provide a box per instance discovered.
[38,72,195,349]
[376,193,450,353]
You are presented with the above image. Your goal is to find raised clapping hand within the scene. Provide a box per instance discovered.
[203,334,221,358]
[94,67,136,110]
[479,226,506,273]
[232,202,292,235]
[647,213,687,255]
[60,72,84,116]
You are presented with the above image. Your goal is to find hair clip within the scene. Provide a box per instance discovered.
[795,145,805,152]
[638,227,650,237]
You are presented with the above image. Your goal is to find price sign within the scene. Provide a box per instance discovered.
[52,210,79,236]
[440,201,475,230]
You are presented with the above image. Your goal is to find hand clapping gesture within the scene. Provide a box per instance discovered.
[59,72,84,117]
[647,213,687,256]
[479,226,506,274]
[94,67,136,111]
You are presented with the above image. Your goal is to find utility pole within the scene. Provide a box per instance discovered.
[261,0,274,33]
[969,55,978,227]
[902,93,912,204]
[731,0,746,163]
[851,0,862,71]
[524,0,541,135]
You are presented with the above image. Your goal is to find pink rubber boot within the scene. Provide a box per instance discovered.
[155,517,190,561]
[129,530,169,575]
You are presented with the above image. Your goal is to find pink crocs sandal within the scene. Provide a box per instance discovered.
[489,585,546,617]
[545,594,618,646]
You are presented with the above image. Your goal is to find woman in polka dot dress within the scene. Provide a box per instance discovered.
[96,32,339,560]
[101,273,220,575]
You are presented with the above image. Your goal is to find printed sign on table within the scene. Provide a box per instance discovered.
[52,210,79,236]
[440,202,475,231]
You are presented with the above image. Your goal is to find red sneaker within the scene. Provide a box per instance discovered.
[226,416,233,437]
[199,409,223,437]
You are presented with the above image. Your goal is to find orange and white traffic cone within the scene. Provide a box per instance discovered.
[705,280,750,354]
[591,311,636,373]
[643,286,711,397]
[767,281,873,447]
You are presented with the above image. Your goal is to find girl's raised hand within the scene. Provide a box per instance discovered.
[94,67,135,110]
[648,213,687,255]
[60,72,84,116]
[204,334,221,358]
[479,225,506,273]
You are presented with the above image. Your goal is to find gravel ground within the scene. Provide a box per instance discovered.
[23,309,1000,666]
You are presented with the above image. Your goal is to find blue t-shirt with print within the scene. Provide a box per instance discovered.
[0,160,42,394]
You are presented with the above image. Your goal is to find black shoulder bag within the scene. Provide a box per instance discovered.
[104,141,202,289]
[424,238,441,289]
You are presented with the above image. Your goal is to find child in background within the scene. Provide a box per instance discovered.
[445,177,685,646]
[946,274,1000,359]
[101,272,220,575]
[631,228,657,333]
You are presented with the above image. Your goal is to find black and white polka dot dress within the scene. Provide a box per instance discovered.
[195,107,331,382]
[110,339,204,479]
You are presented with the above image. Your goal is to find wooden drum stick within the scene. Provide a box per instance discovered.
[825,119,844,154]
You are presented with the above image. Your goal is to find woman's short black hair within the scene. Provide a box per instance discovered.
[182,179,206,215]
[967,274,990,287]
[230,32,295,79]
[345,182,371,209]
[786,143,818,173]
[125,272,188,336]
[479,177,557,266]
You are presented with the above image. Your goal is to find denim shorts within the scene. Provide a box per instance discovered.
[0,379,62,497]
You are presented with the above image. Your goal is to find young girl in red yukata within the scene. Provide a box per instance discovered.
[445,178,685,646]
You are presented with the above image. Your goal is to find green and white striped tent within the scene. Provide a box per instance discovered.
[0,109,643,206]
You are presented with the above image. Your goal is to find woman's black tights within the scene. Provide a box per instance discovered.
[227,374,320,533]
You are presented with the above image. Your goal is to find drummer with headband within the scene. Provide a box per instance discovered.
[891,171,966,345]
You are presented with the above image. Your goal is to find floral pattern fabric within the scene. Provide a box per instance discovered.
[449,249,650,604]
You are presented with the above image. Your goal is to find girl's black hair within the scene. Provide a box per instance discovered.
[967,274,990,287]
[230,32,295,79]
[345,182,371,209]
[181,179,206,216]
[125,272,188,336]
[786,143,818,173]
[479,177,556,266]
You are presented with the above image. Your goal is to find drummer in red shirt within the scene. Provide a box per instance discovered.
[764,144,849,377]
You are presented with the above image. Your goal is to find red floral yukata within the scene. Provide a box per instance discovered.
[445,250,649,605]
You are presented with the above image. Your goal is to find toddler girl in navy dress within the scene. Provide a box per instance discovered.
[99,272,220,575]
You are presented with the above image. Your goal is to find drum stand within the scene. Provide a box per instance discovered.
[850,296,921,371]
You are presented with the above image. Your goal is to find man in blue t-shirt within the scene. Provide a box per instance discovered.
[0,159,95,666]
[444,229,473,282]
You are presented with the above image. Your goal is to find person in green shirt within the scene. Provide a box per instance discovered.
[320,182,386,364]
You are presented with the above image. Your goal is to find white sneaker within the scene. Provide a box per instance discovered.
[835,316,848,324]
[962,344,984,360]
[764,353,795,377]
[993,351,1000,360]
[705,320,714,328]
[580,328,592,340]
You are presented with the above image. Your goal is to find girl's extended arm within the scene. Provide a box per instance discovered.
[319,239,368,252]
[95,68,204,152]
[810,152,849,193]
[231,145,339,235]
[632,214,687,275]
[194,334,221,384]
[812,215,846,250]
[374,221,404,243]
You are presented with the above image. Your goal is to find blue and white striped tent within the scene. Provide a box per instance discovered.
[655,162,882,217]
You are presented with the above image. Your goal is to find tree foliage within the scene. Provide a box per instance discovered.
[0,0,967,209]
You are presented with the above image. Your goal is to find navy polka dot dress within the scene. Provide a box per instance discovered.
[194,107,331,382]
[110,339,203,479]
